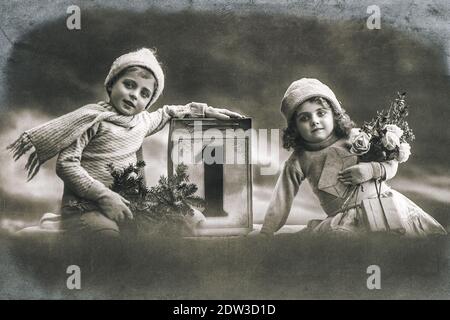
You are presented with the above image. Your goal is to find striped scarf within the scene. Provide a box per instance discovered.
[7,101,141,181]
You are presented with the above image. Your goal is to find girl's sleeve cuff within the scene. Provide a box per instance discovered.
[370,162,383,180]
[259,227,274,236]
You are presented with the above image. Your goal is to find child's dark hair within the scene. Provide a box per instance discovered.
[282,97,355,151]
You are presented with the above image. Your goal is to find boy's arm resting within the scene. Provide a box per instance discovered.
[163,102,207,119]
[260,160,304,236]
[145,102,207,136]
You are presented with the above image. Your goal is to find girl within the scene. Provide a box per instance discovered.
[8,48,243,238]
[260,78,446,237]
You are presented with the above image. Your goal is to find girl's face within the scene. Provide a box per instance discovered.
[109,67,156,116]
[295,100,335,143]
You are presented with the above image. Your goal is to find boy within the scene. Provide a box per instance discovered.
[9,48,243,238]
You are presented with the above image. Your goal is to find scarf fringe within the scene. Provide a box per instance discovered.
[7,102,137,181]
[7,133,41,181]
[25,151,41,181]
[7,133,33,160]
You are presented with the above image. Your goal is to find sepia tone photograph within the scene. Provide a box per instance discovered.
[0,0,449,300]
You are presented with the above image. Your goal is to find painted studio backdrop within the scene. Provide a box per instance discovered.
[1,1,449,230]
[0,0,449,299]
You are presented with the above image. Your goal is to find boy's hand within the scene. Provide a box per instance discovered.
[205,106,245,119]
[97,190,133,223]
[338,163,374,185]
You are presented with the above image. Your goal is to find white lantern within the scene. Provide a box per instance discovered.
[168,118,253,236]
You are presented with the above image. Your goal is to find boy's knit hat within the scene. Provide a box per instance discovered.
[104,48,165,108]
[280,78,342,124]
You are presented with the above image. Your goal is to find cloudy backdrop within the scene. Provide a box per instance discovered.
[0,0,449,229]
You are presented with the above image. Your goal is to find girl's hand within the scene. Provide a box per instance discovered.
[338,163,374,185]
[205,106,245,119]
[247,230,273,240]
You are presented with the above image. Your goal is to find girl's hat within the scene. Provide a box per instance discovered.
[104,48,165,108]
[280,78,342,124]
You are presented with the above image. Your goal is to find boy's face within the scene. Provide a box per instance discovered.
[295,101,335,143]
[109,67,156,116]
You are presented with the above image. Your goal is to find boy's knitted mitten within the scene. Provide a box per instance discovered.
[85,181,133,223]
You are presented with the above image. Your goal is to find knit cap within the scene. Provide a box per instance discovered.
[280,78,342,124]
[104,48,165,108]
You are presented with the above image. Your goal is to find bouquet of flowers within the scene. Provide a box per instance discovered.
[349,92,415,163]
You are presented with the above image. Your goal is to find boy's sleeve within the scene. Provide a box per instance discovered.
[55,123,108,201]
[370,160,398,181]
[260,159,305,235]
[145,102,206,137]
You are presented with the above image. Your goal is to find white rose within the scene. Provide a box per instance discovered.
[397,143,411,163]
[350,131,371,155]
[381,131,400,150]
[127,172,138,180]
[112,167,124,176]
[384,124,403,139]
[348,128,360,142]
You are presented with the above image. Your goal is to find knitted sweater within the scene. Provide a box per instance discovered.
[260,137,398,234]
[56,103,204,209]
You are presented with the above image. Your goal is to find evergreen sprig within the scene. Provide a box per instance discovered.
[361,92,415,143]
[107,162,205,236]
